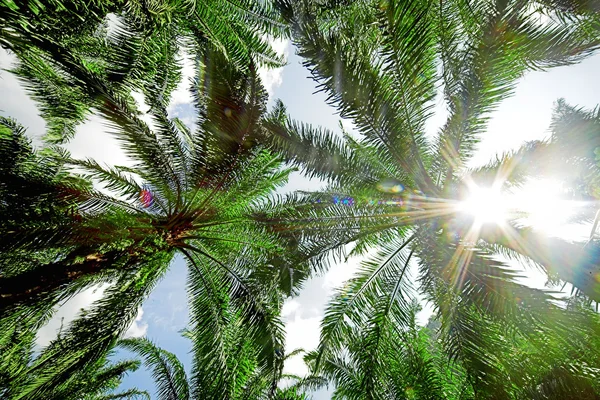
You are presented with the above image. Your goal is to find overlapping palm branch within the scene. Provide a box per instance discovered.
[304,301,471,400]
[260,0,600,396]
[0,0,288,142]
[0,42,319,399]
[119,333,319,399]
[1,324,149,400]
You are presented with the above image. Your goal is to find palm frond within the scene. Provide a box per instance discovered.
[12,251,173,400]
[314,235,415,371]
[262,101,381,185]
[120,338,190,400]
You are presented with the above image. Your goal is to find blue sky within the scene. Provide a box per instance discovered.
[2,36,600,398]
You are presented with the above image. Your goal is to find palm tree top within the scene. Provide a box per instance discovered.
[0,44,316,399]
[254,1,600,397]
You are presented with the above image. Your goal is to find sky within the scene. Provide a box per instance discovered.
[2,36,600,399]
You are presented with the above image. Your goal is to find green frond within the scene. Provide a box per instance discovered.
[11,251,173,400]
[262,101,381,185]
[290,0,439,194]
[478,223,600,301]
[120,337,190,400]
[182,246,286,399]
[314,235,415,371]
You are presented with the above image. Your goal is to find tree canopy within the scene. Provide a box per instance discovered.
[3,0,600,399]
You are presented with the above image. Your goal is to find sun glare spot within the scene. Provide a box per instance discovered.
[457,178,586,235]
[510,179,581,234]
[457,185,508,225]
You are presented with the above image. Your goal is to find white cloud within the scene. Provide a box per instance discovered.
[258,38,290,97]
[168,50,196,115]
[281,251,365,377]
[36,284,108,348]
[283,314,322,377]
[323,249,365,291]
[124,306,149,338]
[0,48,46,145]
[282,299,301,318]
[66,115,132,168]
[278,171,326,196]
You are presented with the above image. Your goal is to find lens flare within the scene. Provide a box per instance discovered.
[456,178,586,235]
[509,179,579,234]
[457,185,508,225]
[140,187,154,208]
[377,179,404,194]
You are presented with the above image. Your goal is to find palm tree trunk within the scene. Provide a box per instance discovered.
[0,252,132,314]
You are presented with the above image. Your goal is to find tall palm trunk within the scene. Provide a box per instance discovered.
[0,249,138,313]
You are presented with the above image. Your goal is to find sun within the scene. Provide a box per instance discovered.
[456,184,508,226]
[457,178,584,234]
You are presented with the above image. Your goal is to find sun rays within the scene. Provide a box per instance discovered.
[444,175,593,292]
[511,179,586,235]
[456,184,508,226]
[456,178,587,235]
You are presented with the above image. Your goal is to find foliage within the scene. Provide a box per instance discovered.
[258,0,600,398]
[120,334,314,400]
[4,0,600,399]
[306,301,472,400]
[0,0,287,142]
[0,331,149,400]
[0,44,314,399]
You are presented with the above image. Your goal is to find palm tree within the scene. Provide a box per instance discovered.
[256,0,600,397]
[468,99,600,300]
[0,46,319,399]
[1,0,288,142]
[1,322,149,400]
[119,332,318,400]
[305,301,472,400]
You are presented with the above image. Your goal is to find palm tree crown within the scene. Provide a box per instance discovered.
[0,46,317,399]
[257,0,600,397]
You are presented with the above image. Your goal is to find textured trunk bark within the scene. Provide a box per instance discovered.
[0,252,127,314]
